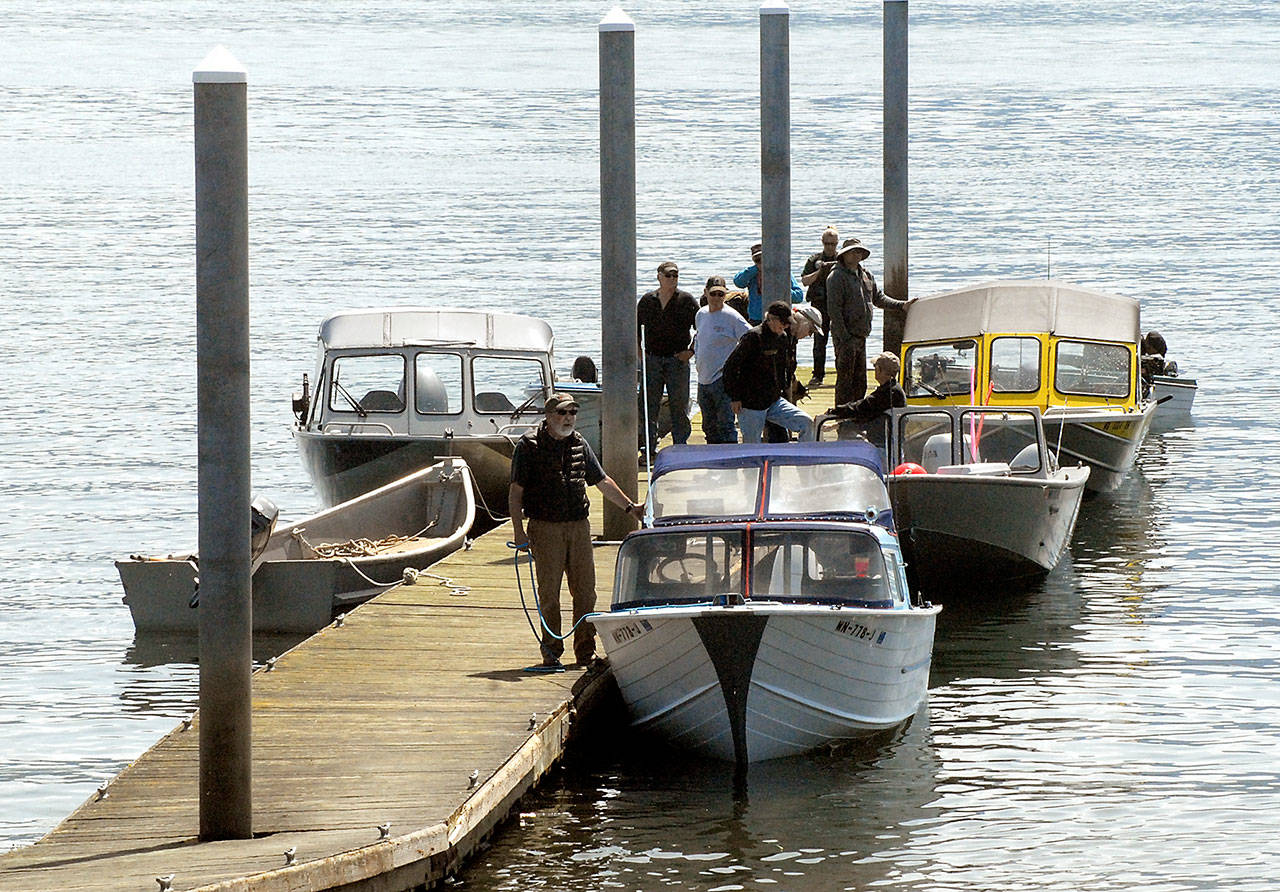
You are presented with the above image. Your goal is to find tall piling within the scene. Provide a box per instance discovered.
[598,7,639,540]
[193,45,253,841]
[760,0,792,307]
[883,0,909,357]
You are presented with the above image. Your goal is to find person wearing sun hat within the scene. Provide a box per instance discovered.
[509,393,643,670]
[826,237,915,405]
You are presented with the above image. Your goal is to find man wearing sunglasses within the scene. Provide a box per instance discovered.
[510,394,643,670]
[636,261,698,456]
[694,275,750,443]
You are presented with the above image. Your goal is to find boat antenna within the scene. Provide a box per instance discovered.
[1046,235,1052,279]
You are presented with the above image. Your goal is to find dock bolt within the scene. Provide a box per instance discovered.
[265,656,277,672]
[284,846,297,866]
[528,713,537,730]
[378,822,391,840]
[467,769,479,788]
[334,613,346,627]
[182,715,194,731]
[156,876,174,892]
[96,782,110,801]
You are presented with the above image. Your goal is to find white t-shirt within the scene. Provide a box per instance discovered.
[694,305,750,385]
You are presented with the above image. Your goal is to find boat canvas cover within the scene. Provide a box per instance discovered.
[652,441,884,479]
[317,308,554,353]
[904,280,1140,344]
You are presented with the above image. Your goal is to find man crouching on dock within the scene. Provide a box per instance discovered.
[509,393,643,670]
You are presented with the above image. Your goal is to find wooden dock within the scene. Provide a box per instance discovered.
[0,507,624,892]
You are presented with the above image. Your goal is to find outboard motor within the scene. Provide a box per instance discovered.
[190,495,280,608]
[250,494,279,564]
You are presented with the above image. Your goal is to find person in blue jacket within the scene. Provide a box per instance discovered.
[733,241,803,323]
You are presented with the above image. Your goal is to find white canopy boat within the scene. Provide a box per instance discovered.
[901,280,1156,492]
[291,308,601,522]
[117,458,475,634]
[588,442,940,764]
[823,406,1090,590]
[1153,374,1197,417]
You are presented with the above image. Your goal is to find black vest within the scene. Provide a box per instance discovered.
[517,427,592,522]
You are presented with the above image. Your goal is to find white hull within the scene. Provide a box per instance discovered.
[118,459,475,634]
[889,466,1089,588]
[592,602,939,763]
[1042,402,1156,492]
[1153,375,1196,415]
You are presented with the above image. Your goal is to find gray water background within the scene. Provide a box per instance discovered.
[2,1,1279,887]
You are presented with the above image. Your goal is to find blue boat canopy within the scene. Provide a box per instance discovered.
[652,441,885,480]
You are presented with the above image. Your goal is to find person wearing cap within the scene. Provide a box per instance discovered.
[694,276,751,443]
[816,352,906,441]
[510,393,643,669]
[722,301,815,444]
[826,237,915,405]
[637,261,699,455]
[733,242,803,324]
[800,226,841,385]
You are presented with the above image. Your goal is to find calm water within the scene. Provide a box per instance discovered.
[2,1,1278,887]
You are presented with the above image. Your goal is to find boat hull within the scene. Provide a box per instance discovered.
[1041,403,1155,492]
[592,602,938,763]
[1153,375,1196,416]
[888,467,1089,591]
[119,460,475,634]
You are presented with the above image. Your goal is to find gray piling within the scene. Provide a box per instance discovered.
[193,45,253,841]
[882,0,909,357]
[760,1,792,308]
[598,7,639,540]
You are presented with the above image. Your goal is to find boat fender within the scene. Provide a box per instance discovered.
[893,461,927,475]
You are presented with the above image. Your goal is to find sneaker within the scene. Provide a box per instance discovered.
[807,375,825,387]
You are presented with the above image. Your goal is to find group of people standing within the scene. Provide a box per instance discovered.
[638,228,913,451]
[506,227,913,671]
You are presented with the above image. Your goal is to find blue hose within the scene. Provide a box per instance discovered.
[507,542,592,643]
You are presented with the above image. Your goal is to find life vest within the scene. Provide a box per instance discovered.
[515,426,592,522]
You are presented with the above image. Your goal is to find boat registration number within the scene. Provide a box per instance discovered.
[835,619,887,645]
[610,619,654,645]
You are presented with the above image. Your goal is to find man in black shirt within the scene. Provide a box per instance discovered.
[636,261,699,453]
[510,393,642,669]
[799,226,840,385]
[816,352,906,443]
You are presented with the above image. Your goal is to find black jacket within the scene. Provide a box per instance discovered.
[722,325,795,411]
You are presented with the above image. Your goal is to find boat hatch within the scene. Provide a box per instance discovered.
[613,526,905,610]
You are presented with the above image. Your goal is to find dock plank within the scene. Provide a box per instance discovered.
[0,493,626,892]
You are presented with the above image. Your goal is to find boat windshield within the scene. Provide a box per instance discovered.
[651,467,759,519]
[330,354,406,414]
[614,530,744,608]
[751,529,894,607]
[1054,340,1131,399]
[768,463,889,517]
[959,409,1042,471]
[472,355,548,414]
[904,339,977,398]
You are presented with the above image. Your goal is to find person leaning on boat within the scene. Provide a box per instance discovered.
[816,352,906,441]
[509,394,643,669]
[826,237,915,405]
[722,301,815,443]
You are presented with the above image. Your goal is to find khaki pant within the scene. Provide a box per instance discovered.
[527,517,597,664]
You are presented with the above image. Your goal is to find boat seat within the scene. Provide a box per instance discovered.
[474,391,516,413]
[360,390,404,412]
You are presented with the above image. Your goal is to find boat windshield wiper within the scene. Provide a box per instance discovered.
[332,380,368,417]
[509,391,543,421]
[917,381,946,399]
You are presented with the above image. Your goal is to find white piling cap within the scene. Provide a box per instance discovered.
[193,45,247,84]
[599,6,635,31]
[760,0,790,14]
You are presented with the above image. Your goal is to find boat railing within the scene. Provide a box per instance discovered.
[320,421,396,436]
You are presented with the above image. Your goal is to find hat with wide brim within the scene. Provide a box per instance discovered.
[794,304,825,336]
[836,238,870,261]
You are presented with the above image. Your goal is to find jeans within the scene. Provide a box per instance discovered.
[834,337,868,406]
[738,398,814,443]
[697,377,738,444]
[643,353,691,450]
[811,303,830,380]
